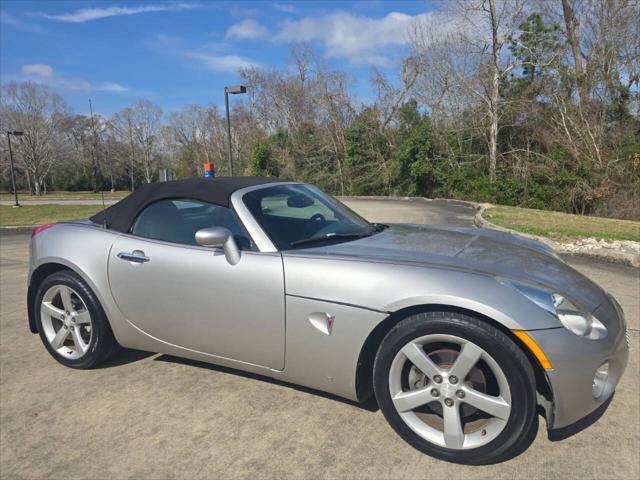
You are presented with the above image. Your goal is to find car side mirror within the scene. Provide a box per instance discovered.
[195,227,241,265]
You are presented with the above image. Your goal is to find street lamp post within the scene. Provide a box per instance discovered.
[224,85,247,176]
[6,130,24,208]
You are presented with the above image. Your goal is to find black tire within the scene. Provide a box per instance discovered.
[34,270,120,369]
[373,311,538,465]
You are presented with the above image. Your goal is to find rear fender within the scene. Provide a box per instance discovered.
[28,224,126,341]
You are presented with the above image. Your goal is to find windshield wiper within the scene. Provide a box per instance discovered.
[290,232,373,248]
[372,223,389,232]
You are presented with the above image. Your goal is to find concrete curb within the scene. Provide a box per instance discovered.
[337,195,430,202]
[432,198,482,209]
[474,204,640,268]
[0,225,38,233]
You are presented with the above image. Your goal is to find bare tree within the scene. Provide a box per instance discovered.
[0,82,69,195]
[112,106,138,190]
[169,104,227,174]
[412,0,529,181]
[112,100,163,185]
[131,100,163,183]
[561,0,589,105]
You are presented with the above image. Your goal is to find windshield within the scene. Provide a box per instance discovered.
[242,184,375,250]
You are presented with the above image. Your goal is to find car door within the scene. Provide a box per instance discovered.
[107,198,285,370]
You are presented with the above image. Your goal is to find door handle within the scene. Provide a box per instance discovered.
[117,250,150,263]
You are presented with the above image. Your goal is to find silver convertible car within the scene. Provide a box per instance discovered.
[27,177,628,464]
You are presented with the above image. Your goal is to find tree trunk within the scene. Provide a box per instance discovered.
[488,0,500,182]
[129,143,135,191]
[336,157,345,196]
[144,151,152,183]
[562,0,589,105]
[25,170,32,195]
[130,157,135,191]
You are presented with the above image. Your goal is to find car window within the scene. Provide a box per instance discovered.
[130,198,255,250]
[260,192,336,220]
[243,184,374,250]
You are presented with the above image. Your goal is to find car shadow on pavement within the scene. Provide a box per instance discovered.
[154,354,381,413]
[96,348,155,368]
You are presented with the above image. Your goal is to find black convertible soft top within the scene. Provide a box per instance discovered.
[90,176,282,232]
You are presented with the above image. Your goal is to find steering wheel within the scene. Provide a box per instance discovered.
[303,213,327,237]
[310,213,326,224]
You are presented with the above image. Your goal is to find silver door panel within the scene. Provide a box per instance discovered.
[108,235,285,370]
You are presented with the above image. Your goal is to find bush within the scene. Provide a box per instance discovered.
[249,141,279,177]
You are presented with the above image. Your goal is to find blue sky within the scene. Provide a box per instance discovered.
[0,1,435,116]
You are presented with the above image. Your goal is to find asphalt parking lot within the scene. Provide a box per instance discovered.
[1,198,638,479]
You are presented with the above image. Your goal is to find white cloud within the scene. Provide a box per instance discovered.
[185,52,258,72]
[31,3,195,23]
[273,11,435,66]
[21,64,54,77]
[226,19,269,40]
[94,82,129,93]
[272,3,295,14]
[17,64,129,93]
[0,10,46,33]
[146,33,259,73]
[230,6,258,17]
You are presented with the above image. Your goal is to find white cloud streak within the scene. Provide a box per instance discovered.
[17,64,129,93]
[273,11,438,66]
[226,19,269,40]
[147,34,259,73]
[185,53,258,72]
[272,3,296,14]
[21,64,54,77]
[31,3,195,23]
[94,82,129,93]
[0,10,46,33]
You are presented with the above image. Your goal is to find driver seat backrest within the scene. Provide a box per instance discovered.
[134,200,186,243]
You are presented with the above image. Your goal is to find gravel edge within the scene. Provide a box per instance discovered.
[473,204,639,268]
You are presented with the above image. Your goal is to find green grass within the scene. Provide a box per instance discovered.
[0,205,105,227]
[484,205,640,242]
[0,190,129,201]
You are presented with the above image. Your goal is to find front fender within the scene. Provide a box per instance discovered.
[282,255,559,331]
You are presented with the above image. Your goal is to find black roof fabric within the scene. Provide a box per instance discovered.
[90,176,282,232]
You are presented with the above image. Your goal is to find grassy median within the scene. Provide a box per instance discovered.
[0,205,105,227]
[0,191,129,201]
[483,205,640,242]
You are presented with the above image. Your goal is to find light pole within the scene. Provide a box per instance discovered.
[6,130,24,208]
[224,85,247,176]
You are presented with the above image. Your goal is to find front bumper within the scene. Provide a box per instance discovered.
[527,298,629,431]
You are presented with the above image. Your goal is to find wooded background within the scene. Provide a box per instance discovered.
[1,0,638,219]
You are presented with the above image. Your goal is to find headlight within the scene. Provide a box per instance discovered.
[550,294,607,339]
[500,279,608,340]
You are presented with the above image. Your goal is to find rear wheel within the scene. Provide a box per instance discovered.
[373,312,538,465]
[35,270,119,369]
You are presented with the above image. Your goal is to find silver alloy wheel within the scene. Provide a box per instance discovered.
[40,285,92,359]
[388,334,511,450]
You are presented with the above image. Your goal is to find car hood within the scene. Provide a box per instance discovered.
[297,224,607,312]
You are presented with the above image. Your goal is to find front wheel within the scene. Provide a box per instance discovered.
[373,312,538,465]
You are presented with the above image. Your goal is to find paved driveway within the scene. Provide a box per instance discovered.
[340,197,476,227]
[1,198,638,480]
